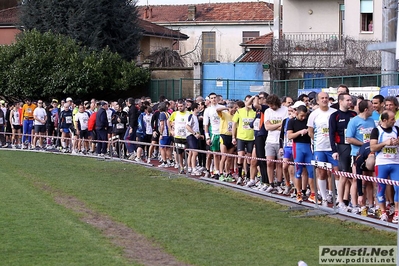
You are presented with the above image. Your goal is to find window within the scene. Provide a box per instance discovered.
[202,32,216,62]
[242,31,260,43]
[360,0,373,32]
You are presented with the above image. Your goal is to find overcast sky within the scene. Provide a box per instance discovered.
[136,0,269,5]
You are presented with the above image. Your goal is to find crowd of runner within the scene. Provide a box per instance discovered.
[0,85,398,223]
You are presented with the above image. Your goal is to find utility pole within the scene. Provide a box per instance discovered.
[381,0,398,86]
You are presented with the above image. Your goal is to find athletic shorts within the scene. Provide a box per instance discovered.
[337,144,351,172]
[151,133,160,142]
[220,134,234,150]
[186,134,199,149]
[62,128,70,134]
[159,136,172,147]
[237,139,254,153]
[79,130,89,139]
[209,134,220,152]
[138,134,152,148]
[12,125,21,131]
[283,146,293,160]
[313,151,338,167]
[266,142,282,159]
[107,127,113,135]
[174,138,187,154]
[34,125,46,133]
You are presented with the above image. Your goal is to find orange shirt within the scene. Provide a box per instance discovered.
[22,104,37,120]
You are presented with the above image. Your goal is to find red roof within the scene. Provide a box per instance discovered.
[138,2,274,23]
[242,32,273,46]
[239,50,267,62]
[0,6,18,25]
[138,19,188,40]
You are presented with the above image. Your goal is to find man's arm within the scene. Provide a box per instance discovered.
[265,120,282,131]
[346,137,363,147]
[308,127,314,140]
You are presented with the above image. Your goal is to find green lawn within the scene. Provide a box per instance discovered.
[0,151,395,266]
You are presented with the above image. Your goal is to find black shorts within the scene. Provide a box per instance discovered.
[79,130,89,139]
[337,144,351,172]
[186,134,199,149]
[220,134,234,150]
[107,127,113,135]
[12,125,21,131]
[34,125,46,133]
[151,132,160,142]
[174,138,187,154]
[237,139,254,154]
[138,134,152,148]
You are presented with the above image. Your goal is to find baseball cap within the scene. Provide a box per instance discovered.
[292,101,306,109]
[66,97,73,102]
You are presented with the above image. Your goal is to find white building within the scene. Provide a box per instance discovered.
[138,2,275,66]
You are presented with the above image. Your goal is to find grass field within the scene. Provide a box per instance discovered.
[0,150,396,266]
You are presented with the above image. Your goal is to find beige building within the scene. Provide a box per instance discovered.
[282,0,382,41]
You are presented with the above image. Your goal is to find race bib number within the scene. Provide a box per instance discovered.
[177,127,186,137]
[116,123,124,129]
[382,146,398,159]
[286,139,293,147]
[227,121,233,133]
[253,118,260,131]
[321,127,329,137]
[65,116,72,124]
[27,108,32,115]
[344,129,348,144]
[242,118,254,130]
[360,128,373,143]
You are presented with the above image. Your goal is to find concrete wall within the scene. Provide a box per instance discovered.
[283,0,340,34]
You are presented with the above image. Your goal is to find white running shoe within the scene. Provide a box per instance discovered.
[135,157,143,163]
[146,158,151,164]
[283,185,291,195]
[265,186,274,193]
[236,177,242,185]
[158,162,168,168]
[276,186,284,194]
[321,200,328,207]
[380,213,388,222]
[245,179,256,187]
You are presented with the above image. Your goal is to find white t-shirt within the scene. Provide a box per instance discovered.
[186,114,199,137]
[33,107,47,126]
[75,111,90,130]
[264,106,288,144]
[307,107,337,151]
[143,113,153,135]
[203,104,225,135]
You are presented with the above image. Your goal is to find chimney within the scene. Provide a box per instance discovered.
[188,5,196,21]
[144,6,149,19]
[149,7,152,19]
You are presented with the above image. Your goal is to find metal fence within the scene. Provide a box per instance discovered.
[149,73,399,101]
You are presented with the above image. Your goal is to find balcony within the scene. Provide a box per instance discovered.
[278,32,342,52]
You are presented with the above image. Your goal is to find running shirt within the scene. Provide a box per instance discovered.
[307,107,337,151]
[218,111,234,136]
[143,113,153,135]
[169,111,190,139]
[22,103,36,120]
[253,105,268,137]
[186,114,199,137]
[346,115,375,156]
[203,104,225,135]
[11,109,20,125]
[264,106,288,144]
[287,117,311,144]
[75,111,90,130]
[370,126,399,165]
[159,112,170,137]
[371,111,381,127]
[106,109,114,127]
[33,107,46,125]
[59,109,73,128]
[232,107,256,141]
[281,117,293,147]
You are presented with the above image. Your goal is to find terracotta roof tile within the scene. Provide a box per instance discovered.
[238,49,267,62]
[138,19,189,40]
[243,32,273,46]
[0,7,19,25]
[138,2,274,23]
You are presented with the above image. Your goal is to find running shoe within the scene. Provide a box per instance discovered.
[158,162,168,168]
[146,158,151,164]
[219,174,226,181]
[392,214,399,224]
[321,200,328,207]
[265,186,274,193]
[337,202,348,212]
[326,194,333,204]
[276,186,284,194]
[380,213,388,222]
[258,184,268,191]
[236,177,243,185]
[135,157,143,163]
[191,170,202,176]
[213,173,220,180]
[204,171,211,178]
[283,185,291,195]
[225,174,234,182]
[296,193,303,203]
[179,169,186,175]
[245,179,256,188]
[351,206,360,215]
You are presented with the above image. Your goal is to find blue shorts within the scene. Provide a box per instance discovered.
[186,135,199,149]
[313,151,338,167]
[283,146,293,160]
[62,128,70,134]
[159,136,172,147]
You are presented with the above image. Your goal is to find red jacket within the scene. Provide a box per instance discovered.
[88,112,97,131]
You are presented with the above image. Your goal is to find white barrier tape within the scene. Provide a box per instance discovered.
[3,131,398,186]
